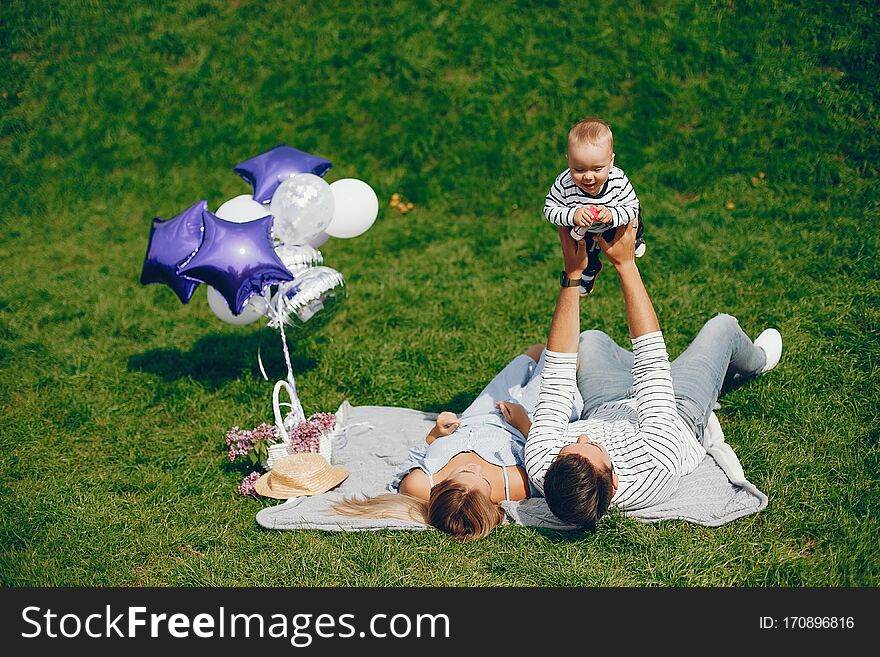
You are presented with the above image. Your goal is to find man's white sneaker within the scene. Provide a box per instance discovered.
[754,328,782,373]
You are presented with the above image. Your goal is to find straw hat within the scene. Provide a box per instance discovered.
[254,453,349,500]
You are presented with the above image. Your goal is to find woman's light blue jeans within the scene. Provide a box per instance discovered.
[461,352,583,423]
[575,314,767,441]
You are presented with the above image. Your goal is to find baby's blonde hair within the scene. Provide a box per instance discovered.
[568,117,614,149]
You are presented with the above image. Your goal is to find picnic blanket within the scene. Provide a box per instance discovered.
[255,401,768,533]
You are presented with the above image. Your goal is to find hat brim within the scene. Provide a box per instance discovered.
[254,465,349,500]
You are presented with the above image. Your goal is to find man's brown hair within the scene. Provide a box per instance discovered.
[544,453,614,530]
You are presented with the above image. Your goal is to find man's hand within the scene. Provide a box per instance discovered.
[596,217,659,338]
[596,217,638,270]
[559,226,588,277]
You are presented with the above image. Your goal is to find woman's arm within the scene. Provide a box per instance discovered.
[398,469,430,500]
[524,343,545,363]
[496,401,532,436]
[425,411,460,444]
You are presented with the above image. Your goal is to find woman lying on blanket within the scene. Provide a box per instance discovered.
[333,345,583,541]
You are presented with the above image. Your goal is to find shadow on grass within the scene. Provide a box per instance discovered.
[127,332,316,390]
[719,371,754,398]
[421,388,484,415]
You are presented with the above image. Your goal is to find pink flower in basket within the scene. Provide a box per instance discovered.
[226,411,337,496]
[287,412,336,459]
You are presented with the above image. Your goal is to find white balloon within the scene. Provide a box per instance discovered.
[215,194,271,223]
[206,286,267,325]
[326,178,379,239]
[269,173,335,245]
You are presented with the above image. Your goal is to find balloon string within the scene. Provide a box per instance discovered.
[277,319,305,424]
[260,288,306,426]
[257,345,269,381]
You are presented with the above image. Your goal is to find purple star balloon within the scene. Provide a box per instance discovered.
[233,144,332,204]
[140,200,207,304]
[176,210,294,315]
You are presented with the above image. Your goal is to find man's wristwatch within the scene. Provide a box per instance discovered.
[560,271,581,287]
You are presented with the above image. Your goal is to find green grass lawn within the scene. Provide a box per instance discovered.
[1,0,878,586]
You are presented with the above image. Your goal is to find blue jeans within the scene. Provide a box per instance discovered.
[575,314,767,441]
[462,353,583,423]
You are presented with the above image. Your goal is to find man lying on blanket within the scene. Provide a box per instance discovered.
[524,222,782,530]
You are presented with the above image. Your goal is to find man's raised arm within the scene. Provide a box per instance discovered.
[546,226,588,353]
[595,219,659,339]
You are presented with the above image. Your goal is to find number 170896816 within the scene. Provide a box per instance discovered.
[783,617,854,629]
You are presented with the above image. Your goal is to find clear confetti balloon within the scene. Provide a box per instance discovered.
[306,230,331,249]
[266,266,346,329]
[274,244,323,275]
[270,173,335,246]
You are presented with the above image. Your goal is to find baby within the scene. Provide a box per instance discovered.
[544,117,645,295]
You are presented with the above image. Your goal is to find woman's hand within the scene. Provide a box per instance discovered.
[435,411,461,436]
[496,401,532,436]
[426,411,460,443]
[558,225,588,278]
[596,217,638,270]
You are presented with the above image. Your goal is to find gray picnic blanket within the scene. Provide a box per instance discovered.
[255,401,768,533]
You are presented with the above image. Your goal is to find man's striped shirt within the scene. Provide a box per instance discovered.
[524,332,705,511]
[544,166,640,231]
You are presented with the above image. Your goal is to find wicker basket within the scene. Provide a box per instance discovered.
[263,380,334,470]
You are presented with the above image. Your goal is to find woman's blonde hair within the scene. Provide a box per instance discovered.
[333,493,427,522]
[332,480,505,541]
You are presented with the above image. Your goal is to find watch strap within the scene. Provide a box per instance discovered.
[560,271,581,287]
